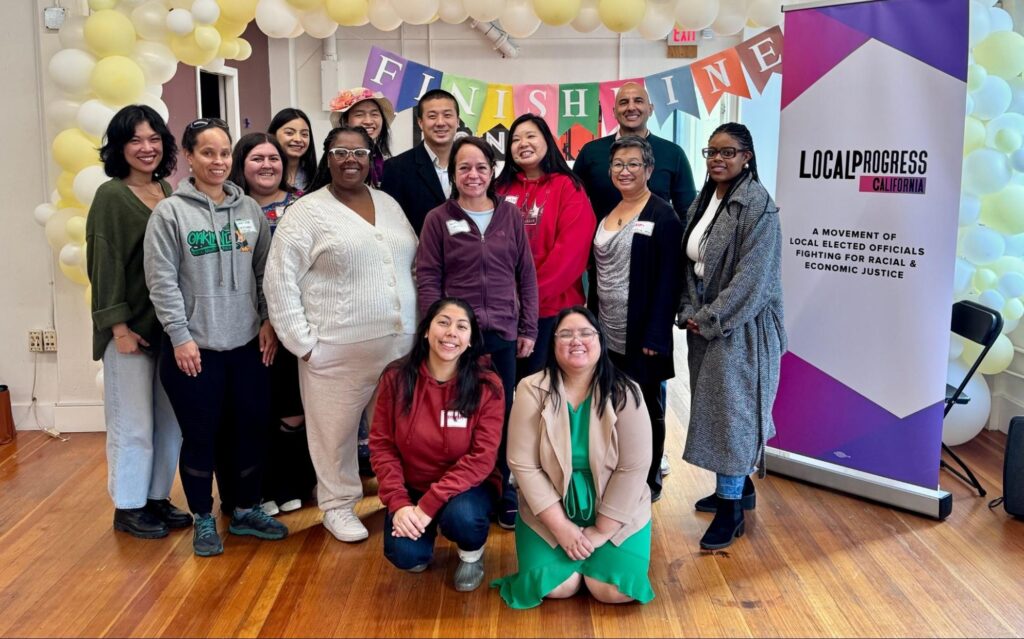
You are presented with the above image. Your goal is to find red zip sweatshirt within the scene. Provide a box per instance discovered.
[497,172,596,318]
[369,361,505,518]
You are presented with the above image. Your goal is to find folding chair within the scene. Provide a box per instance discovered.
[943,300,1003,497]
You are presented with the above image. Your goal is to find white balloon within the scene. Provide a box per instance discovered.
[747,0,781,28]
[998,271,1024,298]
[962,147,1011,195]
[59,243,84,267]
[953,257,976,295]
[500,0,540,37]
[943,360,990,446]
[966,94,975,117]
[131,0,170,41]
[465,0,505,22]
[368,0,403,30]
[204,57,227,72]
[256,0,301,38]
[978,288,1006,311]
[961,225,1007,265]
[133,40,179,86]
[984,112,1024,149]
[392,0,440,24]
[77,99,118,139]
[301,5,340,38]
[676,0,719,31]
[166,8,195,34]
[1002,316,1020,334]
[636,1,674,40]
[949,334,965,361]
[438,0,469,23]
[711,0,747,36]
[988,6,1012,32]
[191,0,221,24]
[969,0,992,49]
[146,83,163,98]
[73,165,111,207]
[48,48,97,96]
[289,21,306,36]
[47,98,84,130]
[571,0,600,32]
[33,203,58,227]
[959,194,981,227]
[1007,77,1024,114]
[971,74,1011,121]
[59,13,88,51]
[138,92,170,121]
[1004,232,1024,257]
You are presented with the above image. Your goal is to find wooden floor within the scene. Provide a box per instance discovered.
[0,412,1022,637]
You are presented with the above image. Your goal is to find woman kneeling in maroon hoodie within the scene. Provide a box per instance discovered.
[370,297,505,592]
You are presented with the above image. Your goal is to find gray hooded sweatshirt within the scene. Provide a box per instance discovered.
[144,178,270,351]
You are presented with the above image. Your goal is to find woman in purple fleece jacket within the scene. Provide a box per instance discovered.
[415,135,538,529]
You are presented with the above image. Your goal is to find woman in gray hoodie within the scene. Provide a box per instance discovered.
[144,118,288,557]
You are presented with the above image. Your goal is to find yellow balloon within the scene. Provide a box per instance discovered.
[962,333,1015,374]
[194,24,222,51]
[89,0,118,9]
[235,38,253,61]
[1004,298,1024,321]
[288,0,323,9]
[52,129,100,174]
[59,261,91,287]
[967,64,987,92]
[218,38,241,59]
[45,208,79,250]
[215,16,249,38]
[964,117,986,155]
[973,268,998,291]
[975,31,1024,80]
[218,0,258,23]
[66,216,87,244]
[170,34,218,67]
[995,128,1022,153]
[326,0,370,26]
[989,256,1024,277]
[597,0,645,32]
[84,10,136,58]
[532,0,581,25]
[980,185,1024,235]
[90,55,145,105]
[56,170,77,202]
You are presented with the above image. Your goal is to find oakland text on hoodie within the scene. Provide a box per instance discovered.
[144,178,271,352]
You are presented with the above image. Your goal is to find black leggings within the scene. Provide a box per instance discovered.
[160,337,270,515]
[484,331,517,508]
[609,351,665,494]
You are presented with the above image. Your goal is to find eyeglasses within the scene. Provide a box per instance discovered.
[610,160,645,173]
[328,147,372,160]
[702,147,745,159]
[187,117,228,130]
[555,329,599,342]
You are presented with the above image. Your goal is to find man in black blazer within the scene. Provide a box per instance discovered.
[381,89,460,235]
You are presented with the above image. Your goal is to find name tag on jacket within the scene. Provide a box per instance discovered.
[446,219,471,235]
[634,221,654,236]
[441,410,468,428]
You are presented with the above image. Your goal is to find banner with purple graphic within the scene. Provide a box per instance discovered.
[772,0,968,489]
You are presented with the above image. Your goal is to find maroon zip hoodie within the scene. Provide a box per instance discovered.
[416,199,539,342]
[369,361,505,518]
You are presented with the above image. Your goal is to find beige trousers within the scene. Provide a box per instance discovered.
[298,334,415,511]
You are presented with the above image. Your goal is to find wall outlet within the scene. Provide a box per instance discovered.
[42,330,57,352]
[28,330,43,353]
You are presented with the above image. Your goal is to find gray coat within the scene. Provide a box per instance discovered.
[677,175,787,476]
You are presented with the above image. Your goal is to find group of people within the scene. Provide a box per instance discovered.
[85,79,785,607]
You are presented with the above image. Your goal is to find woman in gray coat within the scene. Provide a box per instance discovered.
[677,123,786,551]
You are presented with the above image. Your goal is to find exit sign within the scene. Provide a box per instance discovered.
[668,28,697,44]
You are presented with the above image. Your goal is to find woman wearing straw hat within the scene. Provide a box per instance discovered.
[329,87,396,189]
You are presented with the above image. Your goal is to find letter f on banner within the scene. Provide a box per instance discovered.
[692,47,751,112]
[362,45,407,105]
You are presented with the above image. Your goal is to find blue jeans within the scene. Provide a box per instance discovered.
[716,474,747,500]
[383,484,497,570]
[102,341,181,509]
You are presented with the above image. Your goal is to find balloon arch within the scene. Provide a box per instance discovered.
[33,0,1024,437]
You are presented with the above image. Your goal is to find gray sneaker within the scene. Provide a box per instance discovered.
[192,514,223,557]
[229,508,289,540]
[453,559,485,592]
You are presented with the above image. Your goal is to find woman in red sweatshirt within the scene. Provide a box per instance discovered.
[496,114,597,383]
[370,297,505,592]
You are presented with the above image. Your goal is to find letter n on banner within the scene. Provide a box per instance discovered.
[598,77,644,135]
[645,66,700,124]
[691,47,751,113]
[513,84,558,134]
[441,74,488,132]
[558,83,599,136]
[396,59,443,112]
[478,84,515,134]
[362,46,407,106]
[737,26,784,94]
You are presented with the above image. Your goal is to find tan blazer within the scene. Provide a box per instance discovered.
[507,371,653,548]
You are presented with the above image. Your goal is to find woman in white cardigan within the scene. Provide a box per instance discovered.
[264,126,418,542]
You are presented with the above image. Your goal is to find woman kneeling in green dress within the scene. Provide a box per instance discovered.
[492,306,655,608]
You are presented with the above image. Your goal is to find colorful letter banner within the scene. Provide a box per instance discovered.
[362,45,407,106]
[645,66,700,124]
[513,84,559,134]
[478,83,516,133]
[736,26,784,94]
[396,59,443,112]
[440,73,489,133]
[691,46,751,113]
[557,83,599,136]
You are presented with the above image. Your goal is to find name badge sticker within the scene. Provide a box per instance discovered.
[634,221,655,236]
[446,219,472,235]
[504,195,518,205]
[235,218,257,234]
[441,410,468,428]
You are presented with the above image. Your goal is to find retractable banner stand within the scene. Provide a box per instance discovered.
[769,0,968,519]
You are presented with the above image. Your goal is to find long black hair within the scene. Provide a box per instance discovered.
[387,297,499,416]
[268,108,318,189]
[542,306,641,419]
[228,132,293,196]
[495,113,581,190]
[682,122,760,253]
[448,136,499,206]
[307,126,375,193]
[99,105,177,180]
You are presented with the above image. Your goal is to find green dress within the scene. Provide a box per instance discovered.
[492,396,655,609]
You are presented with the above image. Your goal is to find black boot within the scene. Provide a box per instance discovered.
[145,499,194,529]
[113,507,169,539]
[699,498,745,550]
[694,476,756,513]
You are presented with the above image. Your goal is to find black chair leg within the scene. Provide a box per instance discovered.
[941,443,987,497]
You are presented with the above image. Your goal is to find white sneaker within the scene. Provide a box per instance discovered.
[261,500,280,516]
[660,453,671,476]
[323,506,368,542]
[279,499,302,513]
